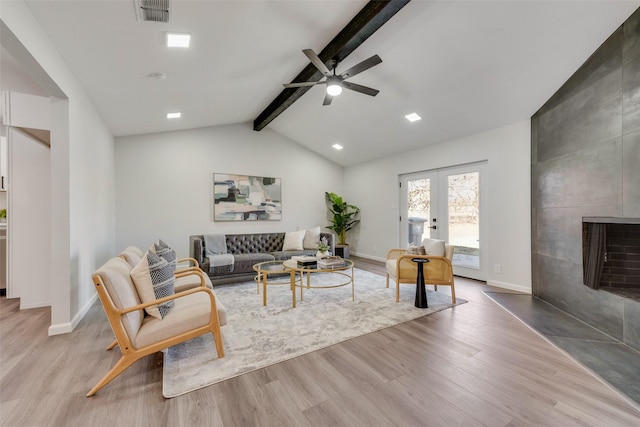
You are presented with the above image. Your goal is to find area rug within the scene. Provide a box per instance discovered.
[162,268,466,397]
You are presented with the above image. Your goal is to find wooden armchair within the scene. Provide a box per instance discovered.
[385,241,455,303]
[87,256,226,396]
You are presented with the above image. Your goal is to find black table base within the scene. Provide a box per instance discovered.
[412,258,430,308]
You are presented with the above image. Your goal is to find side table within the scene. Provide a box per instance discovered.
[412,258,430,308]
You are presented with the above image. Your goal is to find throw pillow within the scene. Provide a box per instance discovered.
[423,238,446,256]
[130,251,176,319]
[150,239,177,271]
[406,244,426,255]
[298,226,321,249]
[282,230,305,251]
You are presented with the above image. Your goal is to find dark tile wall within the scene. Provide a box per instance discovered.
[531,8,640,351]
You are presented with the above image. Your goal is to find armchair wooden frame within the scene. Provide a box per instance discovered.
[88,268,224,397]
[385,249,456,304]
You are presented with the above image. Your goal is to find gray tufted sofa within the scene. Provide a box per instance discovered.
[189,232,335,285]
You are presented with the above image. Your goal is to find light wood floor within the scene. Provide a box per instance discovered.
[2,257,640,426]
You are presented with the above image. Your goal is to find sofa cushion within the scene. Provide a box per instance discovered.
[130,252,176,319]
[232,253,275,274]
[283,230,305,251]
[299,226,321,250]
[271,249,317,260]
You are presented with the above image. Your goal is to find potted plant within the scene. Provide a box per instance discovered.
[316,236,330,258]
[325,192,360,258]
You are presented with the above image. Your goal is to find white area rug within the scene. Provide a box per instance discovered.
[162,268,465,397]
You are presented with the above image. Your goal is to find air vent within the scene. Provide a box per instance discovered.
[134,0,170,23]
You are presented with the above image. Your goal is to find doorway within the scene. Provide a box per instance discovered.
[399,162,487,280]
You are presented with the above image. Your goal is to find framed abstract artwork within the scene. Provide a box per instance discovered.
[213,173,282,221]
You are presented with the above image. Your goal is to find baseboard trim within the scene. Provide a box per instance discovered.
[20,300,51,310]
[48,292,98,336]
[486,279,531,294]
[350,251,386,263]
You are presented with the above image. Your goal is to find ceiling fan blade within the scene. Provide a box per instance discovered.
[283,81,324,88]
[303,49,332,77]
[339,55,382,80]
[342,81,379,97]
[323,92,333,106]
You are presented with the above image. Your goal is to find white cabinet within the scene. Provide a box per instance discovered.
[0,136,6,191]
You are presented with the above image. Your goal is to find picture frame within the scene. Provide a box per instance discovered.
[213,173,282,221]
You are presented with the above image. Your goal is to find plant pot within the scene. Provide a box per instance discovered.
[316,250,330,259]
[334,244,350,259]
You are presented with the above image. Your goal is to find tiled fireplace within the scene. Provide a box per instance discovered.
[531,8,640,351]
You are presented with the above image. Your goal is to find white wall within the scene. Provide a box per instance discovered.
[8,128,50,308]
[344,121,532,293]
[115,123,343,258]
[1,2,116,334]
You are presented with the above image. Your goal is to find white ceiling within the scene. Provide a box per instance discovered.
[15,0,640,166]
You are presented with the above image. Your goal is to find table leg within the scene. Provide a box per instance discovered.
[290,270,296,308]
[262,273,268,306]
[351,265,355,301]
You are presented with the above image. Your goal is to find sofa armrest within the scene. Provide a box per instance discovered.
[190,236,204,269]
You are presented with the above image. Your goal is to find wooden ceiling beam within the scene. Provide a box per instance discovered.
[253,0,411,131]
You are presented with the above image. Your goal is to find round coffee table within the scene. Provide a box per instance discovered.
[283,258,355,307]
[253,261,299,307]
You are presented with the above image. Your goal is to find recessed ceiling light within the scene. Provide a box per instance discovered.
[332,143,343,150]
[167,112,181,119]
[166,32,191,48]
[405,112,422,123]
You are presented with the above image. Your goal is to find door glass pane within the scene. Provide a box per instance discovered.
[407,178,431,245]
[448,172,480,269]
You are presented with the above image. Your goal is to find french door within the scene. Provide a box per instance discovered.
[399,162,487,280]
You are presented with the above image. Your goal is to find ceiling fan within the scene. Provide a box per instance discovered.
[283,49,382,106]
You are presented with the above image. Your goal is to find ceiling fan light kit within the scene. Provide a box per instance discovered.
[326,77,343,96]
[283,49,382,106]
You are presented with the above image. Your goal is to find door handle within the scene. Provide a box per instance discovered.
[429,225,437,230]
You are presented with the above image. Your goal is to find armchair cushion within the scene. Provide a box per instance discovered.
[134,290,227,348]
[423,238,446,256]
[151,239,177,271]
[95,257,144,341]
[406,244,426,255]
[130,252,176,319]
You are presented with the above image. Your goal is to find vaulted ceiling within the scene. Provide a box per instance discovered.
[13,1,640,166]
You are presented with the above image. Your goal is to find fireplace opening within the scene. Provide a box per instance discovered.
[583,217,640,302]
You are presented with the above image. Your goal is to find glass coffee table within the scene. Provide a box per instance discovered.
[253,258,355,307]
[253,261,297,307]
[282,258,354,307]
